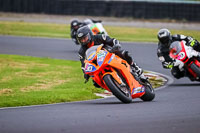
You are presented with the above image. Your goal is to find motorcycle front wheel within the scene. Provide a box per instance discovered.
[103,74,132,103]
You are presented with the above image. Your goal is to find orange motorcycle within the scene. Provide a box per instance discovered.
[84,44,155,103]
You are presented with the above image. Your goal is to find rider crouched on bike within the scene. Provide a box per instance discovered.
[77,26,143,87]
[70,19,102,45]
[157,28,200,80]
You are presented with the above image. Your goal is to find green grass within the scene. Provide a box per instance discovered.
[0,21,68,38]
[0,54,163,107]
[0,54,103,107]
[105,26,200,42]
[0,21,200,42]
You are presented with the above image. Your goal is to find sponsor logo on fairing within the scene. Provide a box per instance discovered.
[97,50,107,66]
[177,52,185,60]
[85,63,97,72]
[132,86,145,95]
[108,54,115,63]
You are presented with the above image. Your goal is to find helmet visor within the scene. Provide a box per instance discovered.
[73,25,79,30]
[160,36,170,44]
[78,33,91,45]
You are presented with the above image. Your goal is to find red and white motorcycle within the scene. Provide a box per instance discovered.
[169,41,200,81]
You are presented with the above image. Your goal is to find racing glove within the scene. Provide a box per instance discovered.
[163,61,174,69]
[173,59,184,71]
[110,39,121,53]
[84,73,90,83]
[189,39,197,47]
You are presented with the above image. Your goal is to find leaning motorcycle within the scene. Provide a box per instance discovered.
[84,44,155,103]
[169,41,200,81]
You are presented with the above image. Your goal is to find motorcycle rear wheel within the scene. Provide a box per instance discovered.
[190,63,200,77]
[103,74,132,103]
[140,82,155,101]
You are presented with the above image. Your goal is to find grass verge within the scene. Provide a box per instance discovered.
[0,54,103,107]
[0,54,164,107]
[0,21,200,42]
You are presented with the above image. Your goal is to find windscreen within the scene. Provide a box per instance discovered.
[85,45,99,61]
[169,41,182,55]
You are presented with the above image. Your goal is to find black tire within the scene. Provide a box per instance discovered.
[103,74,132,103]
[140,82,155,101]
[190,63,200,77]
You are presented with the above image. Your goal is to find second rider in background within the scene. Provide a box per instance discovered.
[157,28,200,80]
[70,19,102,45]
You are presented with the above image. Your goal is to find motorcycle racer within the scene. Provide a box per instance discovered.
[77,26,143,86]
[157,28,200,80]
[70,19,86,45]
[70,19,103,45]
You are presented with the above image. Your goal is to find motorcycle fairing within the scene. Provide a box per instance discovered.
[194,59,200,67]
[85,45,100,61]
[170,41,189,63]
[102,69,123,87]
[108,54,115,64]
[131,86,145,99]
[90,24,100,35]
[87,51,96,61]
[132,86,145,94]
[85,63,97,73]
[97,50,108,66]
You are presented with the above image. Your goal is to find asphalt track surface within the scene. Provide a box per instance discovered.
[0,36,200,133]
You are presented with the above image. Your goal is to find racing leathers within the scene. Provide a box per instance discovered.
[78,34,143,83]
[157,34,200,79]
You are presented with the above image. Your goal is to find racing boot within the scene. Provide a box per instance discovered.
[131,62,143,77]
[130,62,147,82]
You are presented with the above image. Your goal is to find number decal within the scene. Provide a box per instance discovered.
[85,63,96,72]
[85,66,93,72]
[177,52,185,60]
[97,50,107,66]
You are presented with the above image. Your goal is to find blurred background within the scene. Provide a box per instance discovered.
[0,0,200,22]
